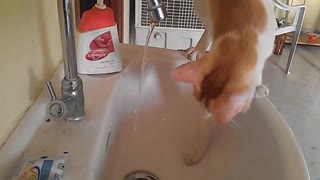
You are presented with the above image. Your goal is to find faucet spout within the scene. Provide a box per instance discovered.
[146,0,167,23]
[57,0,78,81]
[45,0,85,121]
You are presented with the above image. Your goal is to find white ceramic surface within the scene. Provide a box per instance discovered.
[0,44,309,180]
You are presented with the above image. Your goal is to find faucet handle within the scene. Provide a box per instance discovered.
[46,81,67,120]
[46,81,57,100]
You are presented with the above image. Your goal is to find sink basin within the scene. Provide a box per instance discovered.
[101,45,309,180]
[0,44,309,180]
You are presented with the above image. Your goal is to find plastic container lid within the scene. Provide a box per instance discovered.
[79,7,116,32]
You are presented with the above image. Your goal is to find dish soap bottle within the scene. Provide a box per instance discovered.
[76,0,122,74]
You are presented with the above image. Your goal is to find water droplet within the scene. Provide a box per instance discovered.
[308,161,315,165]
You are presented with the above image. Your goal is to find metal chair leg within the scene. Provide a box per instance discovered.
[285,7,306,75]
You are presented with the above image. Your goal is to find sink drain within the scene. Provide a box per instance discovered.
[124,171,158,180]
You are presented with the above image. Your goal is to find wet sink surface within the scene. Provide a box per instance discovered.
[101,45,309,180]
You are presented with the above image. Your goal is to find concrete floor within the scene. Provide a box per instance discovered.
[264,45,320,180]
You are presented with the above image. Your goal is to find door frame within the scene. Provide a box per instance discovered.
[109,0,125,43]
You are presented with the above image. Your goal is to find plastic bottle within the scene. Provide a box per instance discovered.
[76,0,122,74]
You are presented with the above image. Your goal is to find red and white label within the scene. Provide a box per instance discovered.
[85,31,115,61]
[85,49,109,61]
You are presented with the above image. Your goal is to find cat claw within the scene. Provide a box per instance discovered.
[254,84,270,99]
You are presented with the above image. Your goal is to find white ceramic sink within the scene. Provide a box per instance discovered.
[100,45,310,180]
[0,44,309,180]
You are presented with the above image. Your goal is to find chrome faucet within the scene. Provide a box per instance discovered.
[44,0,166,121]
[146,0,167,23]
[46,0,85,121]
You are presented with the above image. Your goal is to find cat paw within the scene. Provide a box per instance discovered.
[183,130,210,166]
[184,144,208,165]
[254,84,270,99]
[185,47,206,61]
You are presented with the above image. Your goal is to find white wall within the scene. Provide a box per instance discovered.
[0,0,62,147]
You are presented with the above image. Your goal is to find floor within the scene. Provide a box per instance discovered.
[264,45,320,180]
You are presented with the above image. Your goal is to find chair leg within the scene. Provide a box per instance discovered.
[285,8,306,75]
[285,31,299,75]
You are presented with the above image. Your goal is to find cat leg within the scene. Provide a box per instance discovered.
[186,29,212,61]
[186,0,212,61]
[254,70,269,99]
[183,120,211,165]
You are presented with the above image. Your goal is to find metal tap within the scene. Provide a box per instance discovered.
[46,0,85,121]
[146,0,167,23]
